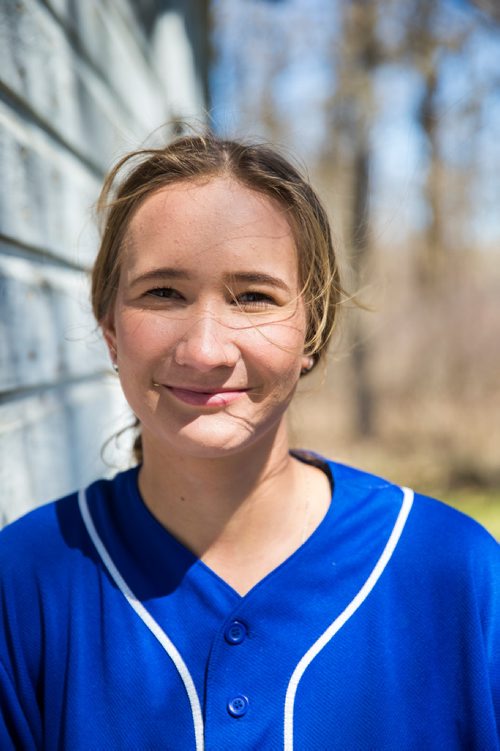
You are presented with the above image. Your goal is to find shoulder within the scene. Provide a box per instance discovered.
[406,490,499,614]
[325,457,499,565]
[0,492,85,676]
[0,471,139,679]
[0,472,129,585]
[324,457,498,623]
[0,492,79,576]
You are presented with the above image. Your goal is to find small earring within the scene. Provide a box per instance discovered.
[112,362,119,373]
[300,356,314,376]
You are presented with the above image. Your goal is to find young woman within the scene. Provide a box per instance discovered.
[0,136,498,750]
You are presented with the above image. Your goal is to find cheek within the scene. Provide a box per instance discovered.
[117,310,177,359]
[245,319,306,372]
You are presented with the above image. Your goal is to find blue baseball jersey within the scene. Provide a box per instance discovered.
[0,459,498,749]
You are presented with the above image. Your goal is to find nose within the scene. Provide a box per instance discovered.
[174,314,240,372]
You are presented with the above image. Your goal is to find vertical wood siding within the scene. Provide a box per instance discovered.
[0,0,207,524]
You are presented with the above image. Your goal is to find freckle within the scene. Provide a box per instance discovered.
[180,496,186,502]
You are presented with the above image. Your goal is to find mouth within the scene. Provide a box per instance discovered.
[159,385,248,407]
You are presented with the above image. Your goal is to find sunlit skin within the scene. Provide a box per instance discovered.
[103,177,331,593]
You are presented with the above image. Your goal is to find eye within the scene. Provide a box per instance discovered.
[146,287,184,300]
[235,291,277,308]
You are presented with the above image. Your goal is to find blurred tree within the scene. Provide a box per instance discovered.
[332,0,384,437]
[470,0,500,23]
[403,0,472,289]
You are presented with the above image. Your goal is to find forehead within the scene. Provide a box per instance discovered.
[123,177,297,275]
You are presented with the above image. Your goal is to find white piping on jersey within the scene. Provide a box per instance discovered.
[283,485,415,751]
[78,489,205,751]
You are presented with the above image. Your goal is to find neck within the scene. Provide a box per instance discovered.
[137,422,331,594]
[139,420,293,546]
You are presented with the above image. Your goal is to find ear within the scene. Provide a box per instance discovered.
[101,314,118,365]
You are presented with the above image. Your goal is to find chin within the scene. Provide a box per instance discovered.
[144,410,286,461]
[171,424,260,459]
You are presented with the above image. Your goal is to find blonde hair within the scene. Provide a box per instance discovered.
[92,134,345,460]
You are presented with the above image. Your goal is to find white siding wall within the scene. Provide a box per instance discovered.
[0,0,207,525]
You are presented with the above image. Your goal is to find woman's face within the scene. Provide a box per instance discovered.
[103,176,311,460]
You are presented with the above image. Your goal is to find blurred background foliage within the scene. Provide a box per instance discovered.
[209,0,500,536]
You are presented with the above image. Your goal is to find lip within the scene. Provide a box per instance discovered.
[163,385,248,407]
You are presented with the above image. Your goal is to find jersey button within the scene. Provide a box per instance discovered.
[224,620,247,645]
[227,695,249,717]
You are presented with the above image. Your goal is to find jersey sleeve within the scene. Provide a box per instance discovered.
[424,495,500,738]
[477,527,500,731]
[0,659,37,751]
[0,510,49,751]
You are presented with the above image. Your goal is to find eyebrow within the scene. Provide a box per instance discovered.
[130,268,291,292]
[130,268,190,285]
[227,272,291,292]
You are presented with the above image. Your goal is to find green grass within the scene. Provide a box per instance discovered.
[432,488,500,540]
